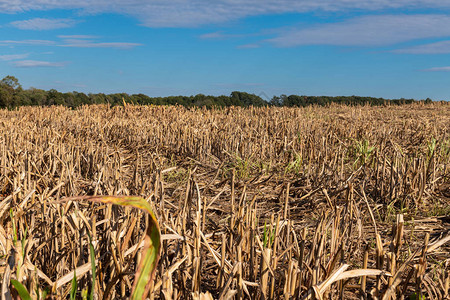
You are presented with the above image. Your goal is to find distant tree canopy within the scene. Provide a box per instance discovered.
[269,94,418,107]
[0,76,437,109]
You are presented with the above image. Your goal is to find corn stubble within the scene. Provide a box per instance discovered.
[0,103,449,299]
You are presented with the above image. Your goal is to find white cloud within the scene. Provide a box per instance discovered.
[10,18,78,30]
[56,35,141,49]
[59,39,141,49]
[1,1,450,27]
[58,35,97,39]
[237,43,261,49]
[422,66,450,72]
[0,37,140,49]
[200,31,254,40]
[200,32,236,39]
[0,53,29,61]
[12,60,67,67]
[393,40,450,54]
[0,39,56,46]
[267,14,450,47]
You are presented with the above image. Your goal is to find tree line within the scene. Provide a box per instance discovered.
[0,75,434,109]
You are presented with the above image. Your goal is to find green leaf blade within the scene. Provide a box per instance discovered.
[61,195,161,299]
[10,279,32,300]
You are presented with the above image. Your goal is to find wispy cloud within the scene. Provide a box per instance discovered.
[267,14,450,47]
[237,43,261,49]
[10,18,78,30]
[58,35,97,39]
[199,32,246,40]
[0,53,29,61]
[393,40,450,54]
[2,1,450,27]
[12,60,67,67]
[0,39,56,46]
[57,35,141,49]
[0,37,140,49]
[60,41,141,49]
[422,66,450,72]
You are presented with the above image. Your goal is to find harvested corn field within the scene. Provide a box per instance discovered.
[0,103,449,299]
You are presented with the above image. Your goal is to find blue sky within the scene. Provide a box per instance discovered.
[1,1,450,100]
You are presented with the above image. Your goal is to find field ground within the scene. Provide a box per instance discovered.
[0,103,449,299]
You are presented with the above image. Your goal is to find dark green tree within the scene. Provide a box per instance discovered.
[0,75,22,107]
[1,75,21,90]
